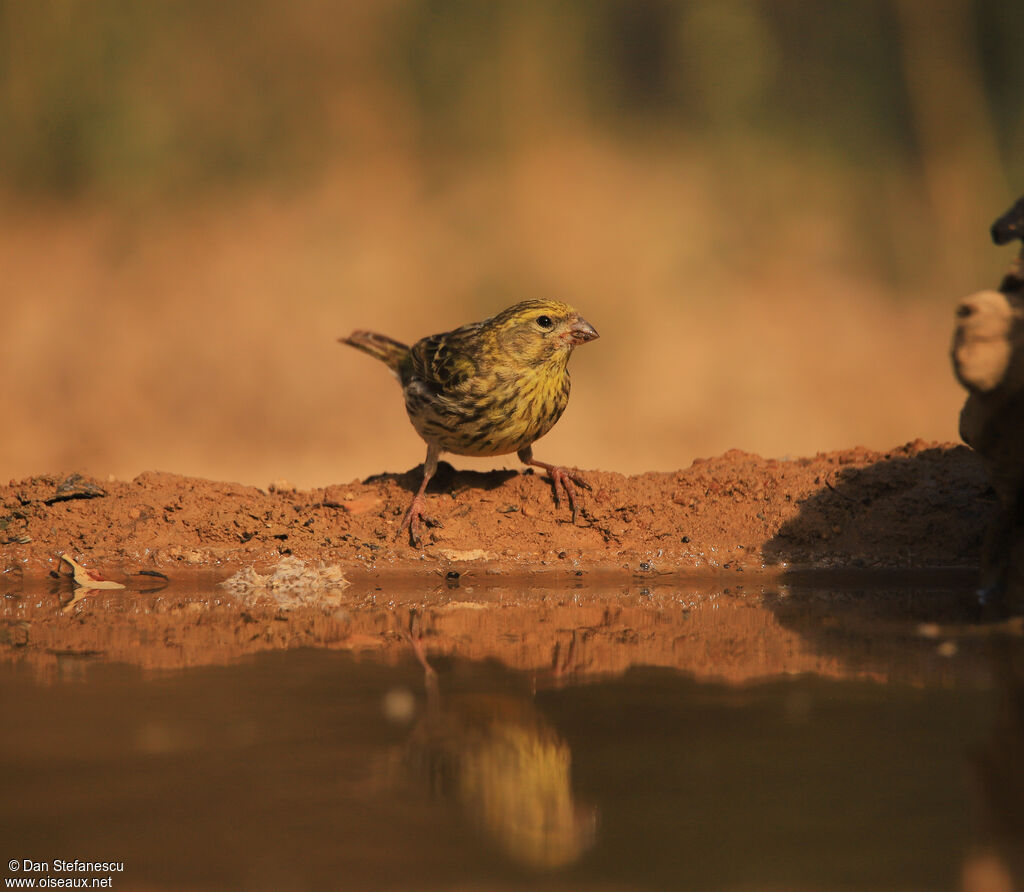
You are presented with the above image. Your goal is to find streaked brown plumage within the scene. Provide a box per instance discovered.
[340,299,599,544]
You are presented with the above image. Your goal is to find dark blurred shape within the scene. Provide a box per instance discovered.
[993,195,1024,296]
[991,196,1024,246]
[951,195,1024,614]
[604,0,675,111]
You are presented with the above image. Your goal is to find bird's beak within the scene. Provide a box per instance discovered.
[570,316,600,345]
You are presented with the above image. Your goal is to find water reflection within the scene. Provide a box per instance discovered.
[6,572,1008,686]
[2,577,1023,890]
[968,640,1024,890]
[392,612,597,869]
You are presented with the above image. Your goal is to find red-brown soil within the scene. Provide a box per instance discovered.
[2,441,990,578]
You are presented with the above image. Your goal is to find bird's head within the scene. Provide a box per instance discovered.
[486,300,599,367]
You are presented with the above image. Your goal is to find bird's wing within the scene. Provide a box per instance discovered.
[409,323,483,392]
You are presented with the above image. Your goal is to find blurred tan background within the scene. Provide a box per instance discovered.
[2,0,1022,489]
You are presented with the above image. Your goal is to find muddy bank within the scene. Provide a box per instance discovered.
[1,441,991,579]
[0,441,1003,696]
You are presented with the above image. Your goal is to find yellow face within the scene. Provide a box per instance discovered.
[487,300,599,367]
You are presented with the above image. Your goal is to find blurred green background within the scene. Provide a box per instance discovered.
[2,0,1021,486]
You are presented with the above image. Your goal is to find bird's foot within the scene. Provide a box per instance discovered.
[398,495,439,546]
[544,465,591,523]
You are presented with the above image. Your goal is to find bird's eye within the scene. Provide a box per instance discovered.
[536,315,554,330]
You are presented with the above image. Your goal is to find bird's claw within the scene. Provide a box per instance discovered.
[398,496,439,546]
[547,466,590,523]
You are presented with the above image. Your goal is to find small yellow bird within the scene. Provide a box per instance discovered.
[340,300,599,544]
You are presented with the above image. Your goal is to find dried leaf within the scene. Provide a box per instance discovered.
[58,553,126,590]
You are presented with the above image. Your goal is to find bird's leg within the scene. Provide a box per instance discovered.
[400,609,440,706]
[399,443,440,546]
[517,445,591,523]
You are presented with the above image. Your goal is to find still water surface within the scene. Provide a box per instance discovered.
[2,578,1021,891]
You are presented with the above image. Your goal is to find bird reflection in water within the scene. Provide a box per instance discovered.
[390,610,598,870]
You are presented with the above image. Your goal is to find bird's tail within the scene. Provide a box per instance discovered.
[339,330,410,375]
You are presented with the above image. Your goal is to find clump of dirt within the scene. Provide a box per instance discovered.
[0,441,992,579]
